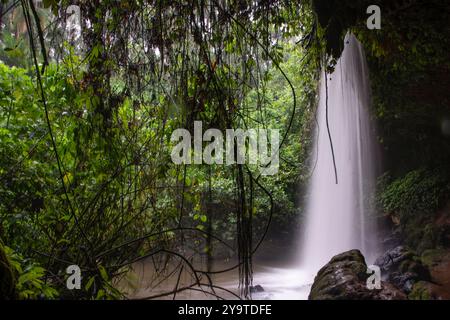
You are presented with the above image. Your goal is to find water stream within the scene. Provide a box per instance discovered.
[252,34,380,299]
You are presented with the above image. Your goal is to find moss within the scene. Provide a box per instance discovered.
[398,260,409,273]
[421,248,448,268]
[408,281,432,300]
[416,224,439,254]
[309,250,369,300]
[378,169,450,220]
[378,168,450,253]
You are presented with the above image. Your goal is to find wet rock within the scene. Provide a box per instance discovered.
[374,245,430,293]
[417,249,450,299]
[409,280,450,300]
[377,282,408,300]
[389,272,416,293]
[250,285,264,293]
[374,246,413,272]
[309,250,407,300]
[381,230,403,250]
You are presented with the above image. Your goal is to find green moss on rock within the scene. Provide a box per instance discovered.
[408,281,432,300]
[421,248,448,268]
[309,250,407,300]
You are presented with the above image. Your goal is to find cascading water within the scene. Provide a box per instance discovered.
[251,34,379,300]
[299,33,379,277]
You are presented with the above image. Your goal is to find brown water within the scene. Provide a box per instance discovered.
[122,254,311,300]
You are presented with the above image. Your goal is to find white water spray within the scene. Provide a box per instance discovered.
[299,34,379,276]
[250,34,379,300]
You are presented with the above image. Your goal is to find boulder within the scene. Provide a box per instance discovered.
[250,285,264,293]
[408,280,450,300]
[414,249,450,299]
[309,250,406,300]
[374,246,413,272]
[374,245,430,293]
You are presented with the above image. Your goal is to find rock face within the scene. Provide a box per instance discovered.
[408,249,450,300]
[309,250,407,300]
[374,246,430,293]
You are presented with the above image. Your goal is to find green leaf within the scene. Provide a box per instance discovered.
[98,265,108,281]
[85,276,96,291]
[96,289,105,299]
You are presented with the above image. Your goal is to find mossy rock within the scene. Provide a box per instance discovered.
[421,248,448,268]
[309,250,407,300]
[417,224,439,254]
[309,250,371,300]
[408,281,432,300]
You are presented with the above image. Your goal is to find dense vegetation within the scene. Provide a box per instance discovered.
[1,0,449,300]
[0,0,322,299]
[356,0,450,254]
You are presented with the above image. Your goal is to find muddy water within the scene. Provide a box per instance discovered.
[123,255,311,300]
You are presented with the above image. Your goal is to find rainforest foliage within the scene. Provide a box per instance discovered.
[1,0,321,299]
[1,0,449,299]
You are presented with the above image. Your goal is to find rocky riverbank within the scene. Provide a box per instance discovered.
[308,250,406,300]
[309,246,450,300]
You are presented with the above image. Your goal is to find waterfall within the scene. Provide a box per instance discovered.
[299,34,379,276]
[250,34,379,300]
